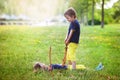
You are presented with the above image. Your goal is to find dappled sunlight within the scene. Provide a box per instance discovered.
[0,0,67,26]
[18,0,59,20]
[1,0,66,21]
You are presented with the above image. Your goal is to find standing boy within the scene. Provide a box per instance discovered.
[64,8,80,69]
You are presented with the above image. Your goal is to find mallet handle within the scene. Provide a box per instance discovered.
[62,46,67,66]
[49,46,52,65]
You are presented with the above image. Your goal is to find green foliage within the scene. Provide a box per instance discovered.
[0,25,120,80]
[103,9,113,23]
[0,0,120,24]
[69,0,90,19]
[112,0,120,23]
[68,0,120,24]
[0,0,7,13]
[88,19,101,25]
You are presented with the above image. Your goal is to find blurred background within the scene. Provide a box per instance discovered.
[0,0,120,27]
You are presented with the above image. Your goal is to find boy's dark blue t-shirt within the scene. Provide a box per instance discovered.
[68,19,80,43]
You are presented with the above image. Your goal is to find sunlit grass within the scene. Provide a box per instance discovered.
[0,24,120,80]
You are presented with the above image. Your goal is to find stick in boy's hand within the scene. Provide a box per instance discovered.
[62,46,67,66]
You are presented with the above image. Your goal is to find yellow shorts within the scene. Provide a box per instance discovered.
[67,43,78,61]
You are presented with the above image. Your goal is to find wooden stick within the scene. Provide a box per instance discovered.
[62,46,67,66]
[49,46,52,65]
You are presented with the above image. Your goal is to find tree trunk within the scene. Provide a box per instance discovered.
[101,0,104,28]
[86,1,89,26]
[92,0,95,26]
[81,13,84,27]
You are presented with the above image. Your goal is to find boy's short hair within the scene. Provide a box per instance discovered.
[64,7,77,18]
[33,62,49,71]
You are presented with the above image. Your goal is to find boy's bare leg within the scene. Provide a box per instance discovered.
[72,61,76,69]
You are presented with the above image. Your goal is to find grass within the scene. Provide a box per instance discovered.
[0,24,120,80]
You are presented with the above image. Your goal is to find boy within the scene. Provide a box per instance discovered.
[33,62,67,72]
[33,62,85,73]
[64,8,80,69]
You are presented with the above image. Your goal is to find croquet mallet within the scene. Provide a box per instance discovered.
[62,46,67,66]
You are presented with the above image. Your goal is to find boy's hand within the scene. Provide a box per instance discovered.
[65,29,74,46]
[64,39,67,46]
[65,39,69,46]
[48,65,52,71]
[64,39,67,44]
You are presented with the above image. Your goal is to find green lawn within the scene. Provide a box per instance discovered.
[0,24,120,80]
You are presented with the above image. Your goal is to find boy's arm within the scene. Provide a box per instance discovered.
[64,33,68,42]
[65,29,75,46]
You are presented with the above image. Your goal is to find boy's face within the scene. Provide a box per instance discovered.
[65,15,75,22]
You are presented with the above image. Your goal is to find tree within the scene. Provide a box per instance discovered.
[112,0,120,23]
[101,0,104,28]
[91,0,95,26]
[0,0,7,14]
[68,0,90,26]
[91,0,100,26]
[68,0,104,26]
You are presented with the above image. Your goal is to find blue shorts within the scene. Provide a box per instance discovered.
[51,64,67,70]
